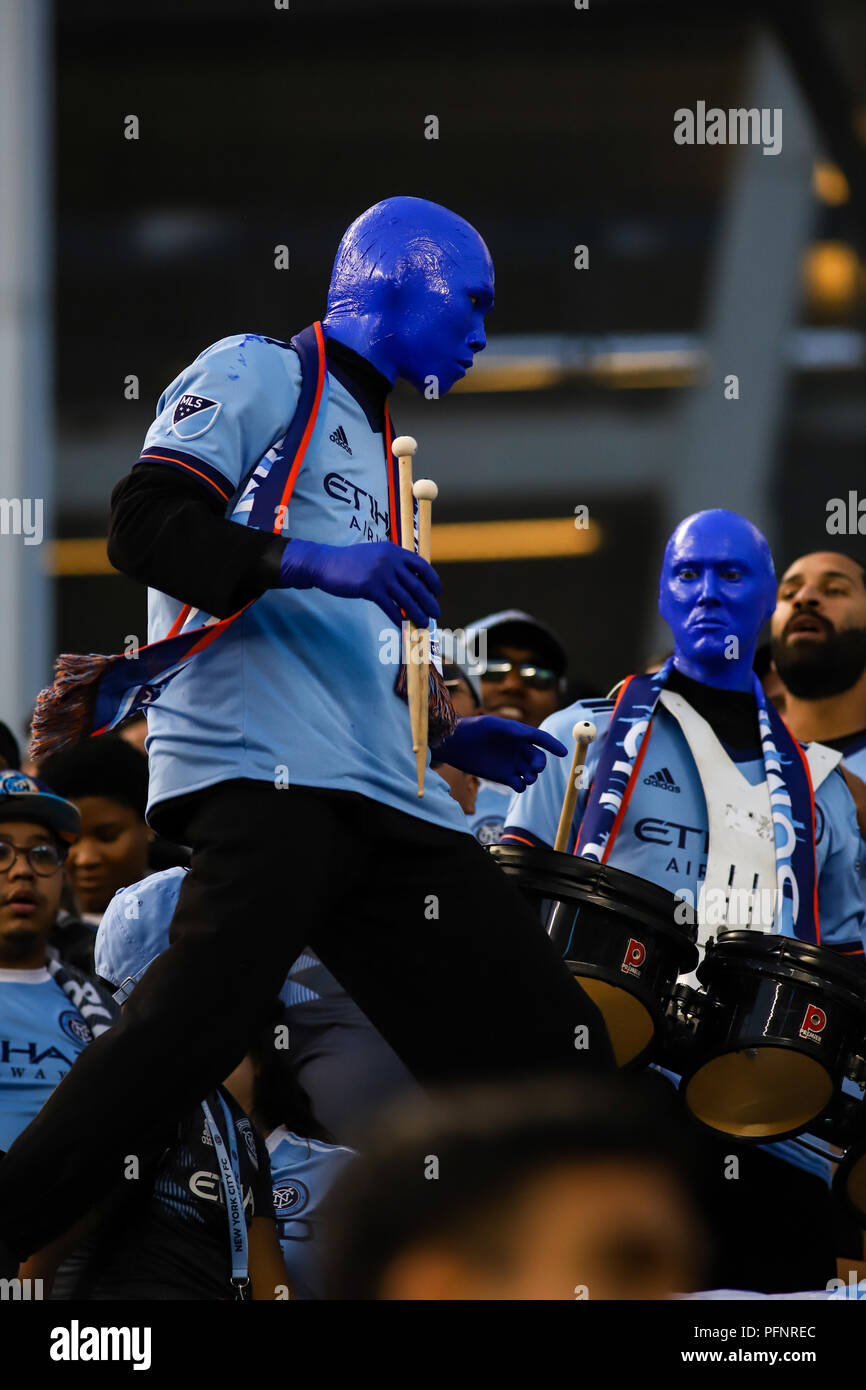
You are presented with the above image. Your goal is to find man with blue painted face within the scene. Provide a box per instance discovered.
[0,198,612,1272]
[504,509,866,1292]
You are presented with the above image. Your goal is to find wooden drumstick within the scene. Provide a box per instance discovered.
[554,720,597,853]
[391,435,422,755]
[412,478,438,797]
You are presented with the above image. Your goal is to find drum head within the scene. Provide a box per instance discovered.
[573,973,655,1067]
[685,1046,833,1138]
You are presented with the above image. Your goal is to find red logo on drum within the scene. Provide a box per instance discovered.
[621,939,646,979]
[799,1003,827,1043]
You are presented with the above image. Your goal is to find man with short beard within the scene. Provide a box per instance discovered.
[771,551,866,862]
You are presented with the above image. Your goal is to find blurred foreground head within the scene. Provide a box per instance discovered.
[322,1074,704,1300]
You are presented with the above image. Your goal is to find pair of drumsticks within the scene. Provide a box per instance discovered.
[392,435,438,798]
[391,435,598,821]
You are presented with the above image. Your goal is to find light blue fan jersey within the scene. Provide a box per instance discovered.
[504,697,866,952]
[830,731,866,906]
[469,779,513,846]
[266,1125,355,1300]
[138,334,466,834]
[0,968,93,1151]
[503,696,866,1181]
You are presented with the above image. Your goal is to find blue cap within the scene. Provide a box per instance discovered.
[95,865,296,1009]
[95,867,187,1003]
[0,769,81,842]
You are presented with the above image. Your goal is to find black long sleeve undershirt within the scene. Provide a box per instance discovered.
[108,334,391,619]
[108,463,288,619]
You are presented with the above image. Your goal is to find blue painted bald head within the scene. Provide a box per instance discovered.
[658,510,777,691]
[322,196,494,395]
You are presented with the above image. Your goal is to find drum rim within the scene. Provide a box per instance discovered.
[699,932,866,1014]
[488,840,695,938]
[558,902,699,972]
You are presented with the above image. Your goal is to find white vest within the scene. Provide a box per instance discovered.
[658,690,840,981]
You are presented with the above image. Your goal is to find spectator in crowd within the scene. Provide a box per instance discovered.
[245,1005,356,1301]
[468,609,568,727]
[37,737,189,971]
[464,610,571,845]
[321,1075,705,1300]
[771,550,866,758]
[22,867,288,1301]
[38,738,153,923]
[771,551,866,845]
[0,770,116,1156]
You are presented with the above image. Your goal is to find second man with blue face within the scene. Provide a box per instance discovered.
[504,508,866,1295]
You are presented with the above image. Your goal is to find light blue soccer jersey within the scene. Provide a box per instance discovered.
[0,968,93,1151]
[138,334,466,834]
[469,779,512,846]
[829,732,866,909]
[266,1124,355,1300]
[503,696,866,1181]
[836,732,866,784]
[504,697,866,952]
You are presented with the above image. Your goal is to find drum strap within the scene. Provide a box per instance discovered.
[576,658,821,946]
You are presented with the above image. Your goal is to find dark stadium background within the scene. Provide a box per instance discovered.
[53,0,866,702]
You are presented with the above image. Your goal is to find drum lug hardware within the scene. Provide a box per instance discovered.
[744,1048,759,1060]
[847,1054,866,1089]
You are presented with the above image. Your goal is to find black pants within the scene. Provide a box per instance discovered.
[0,780,612,1258]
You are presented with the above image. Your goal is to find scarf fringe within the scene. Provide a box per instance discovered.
[29,652,117,764]
[392,660,457,747]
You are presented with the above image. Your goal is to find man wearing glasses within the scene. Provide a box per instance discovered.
[464,610,570,846]
[0,771,115,1156]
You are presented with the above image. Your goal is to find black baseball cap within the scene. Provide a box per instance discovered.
[464,610,568,679]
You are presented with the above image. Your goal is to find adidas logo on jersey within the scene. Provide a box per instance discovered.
[329,424,352,455]
[643,767,681,793]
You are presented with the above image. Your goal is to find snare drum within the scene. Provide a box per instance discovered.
[487,842,698,1067]
[681,931,866,1141]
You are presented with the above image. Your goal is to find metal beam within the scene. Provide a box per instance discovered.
[0,0,53,737]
